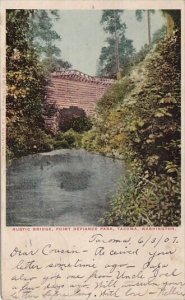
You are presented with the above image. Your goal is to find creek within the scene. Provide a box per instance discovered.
[7,149,125,226]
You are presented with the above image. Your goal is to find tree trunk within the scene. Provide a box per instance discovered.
[147,10,152,44]
[114,11,121,79]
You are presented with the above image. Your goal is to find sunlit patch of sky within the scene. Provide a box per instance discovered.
[54,10,165,76]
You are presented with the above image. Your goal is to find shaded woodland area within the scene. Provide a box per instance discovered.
[6,9,181,226]
[83,11,181,226]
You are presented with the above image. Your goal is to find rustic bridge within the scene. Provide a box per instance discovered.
[45,69,115,133]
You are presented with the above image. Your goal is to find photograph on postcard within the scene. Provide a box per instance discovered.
[6,9,181,227]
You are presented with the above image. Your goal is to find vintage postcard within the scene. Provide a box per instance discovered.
[0,0,185,299]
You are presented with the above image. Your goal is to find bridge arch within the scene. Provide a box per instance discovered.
[45,70,115,133]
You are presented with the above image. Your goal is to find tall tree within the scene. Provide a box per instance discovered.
[136,10,180,44]
[98,10,135,79]
[29,10,71,73]
[136,10,155,45]
[29,10,61,56]
[6,10,55,157]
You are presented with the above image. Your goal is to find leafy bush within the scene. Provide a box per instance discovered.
[59,107,92,133]
[100,169,180,227]
[7,124,55,159]
[68,115,92,133]
[97,76,135,114]
[54,129,83,149]
[152,25,167,44]
[82,130,98,152]
[86,31,181,226]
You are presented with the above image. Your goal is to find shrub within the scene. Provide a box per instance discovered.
[7,124,55,159]
[100,168,180,227]
[59,106,92,133]
[88,31,181,226]
[54,129,83,149]
[69,115,92,133]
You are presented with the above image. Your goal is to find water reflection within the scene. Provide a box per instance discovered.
[7,149,125,226]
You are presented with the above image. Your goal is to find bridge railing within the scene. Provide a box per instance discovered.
[51,69,115,86]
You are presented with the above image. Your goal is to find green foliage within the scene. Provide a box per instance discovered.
[86,31,181,226]
[42,57,71,74]
[135,9,155,21]
[69,116,92,133]
[82,130,106,153]
[29,10,61,55]
[6,9,72,161]
[152,25,167,44]
[100,169,180,226]
[7,121,54,159]
[97,77,135,113]
[28,10,71,74]
[126,33,181,175]
[97,10,135,78]
[6,10,45,156]
[59,114,92,133]
[132,44,152,66]
[98,36,135,77]
[100,10,125,34]
[6,10,62,160]
[130,25,167,71]
[54,129,83,149]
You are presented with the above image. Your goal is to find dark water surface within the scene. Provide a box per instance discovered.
[7,149,125,226]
